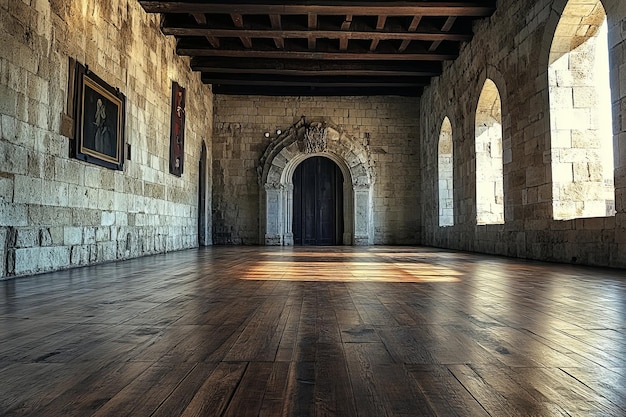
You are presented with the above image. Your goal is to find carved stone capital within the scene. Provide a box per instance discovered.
[302,123,328,153]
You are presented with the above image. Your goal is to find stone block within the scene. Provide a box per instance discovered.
[70,244,91,265]
[14,246,70,275]
[116,211,128,226]
[97,241,117,262]
[54,158,84,186]
[68,184,89,208]
[83,227,96,244]
[13,175,42,204]
[63,226,82,245]
[41,180,68,206]
[97,189,115,211]
[0,202,27,226]
[572,86,598,109]
[571,129,600,149]
[84,166,101,189]
[39,228,53,246]
[96,226,110,242]
[69,208,99,227]
[0,83,16,117]
[14,228,38,248]
[100,170,115,191]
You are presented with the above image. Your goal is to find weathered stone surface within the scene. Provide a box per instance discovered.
[419,0,625,267]
[1,0,625,276]
[0,0,213,278]
[213,96,420,245]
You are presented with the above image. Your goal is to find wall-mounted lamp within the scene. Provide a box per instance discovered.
[264,132,270,138]
[276,129,282,135]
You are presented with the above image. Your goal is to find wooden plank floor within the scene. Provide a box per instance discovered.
[1,246,625,416]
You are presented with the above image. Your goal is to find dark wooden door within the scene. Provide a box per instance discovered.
[293,157,343,245]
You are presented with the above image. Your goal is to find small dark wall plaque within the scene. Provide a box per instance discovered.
[169,81,186,176]
[72,62,125,171]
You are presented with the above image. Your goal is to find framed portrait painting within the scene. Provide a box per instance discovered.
[169,81,185,176]
[72,62,126,171]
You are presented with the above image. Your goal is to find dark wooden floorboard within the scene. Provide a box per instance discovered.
[0,246,625,416]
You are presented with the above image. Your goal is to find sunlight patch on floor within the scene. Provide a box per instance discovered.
[241,260,462,283]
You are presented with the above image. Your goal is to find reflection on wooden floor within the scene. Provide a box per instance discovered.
[1,246,625,416]
[242,251,463,282]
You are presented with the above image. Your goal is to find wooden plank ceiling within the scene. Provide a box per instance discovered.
[138,1,496,96]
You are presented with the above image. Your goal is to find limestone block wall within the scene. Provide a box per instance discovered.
[213,95,421,245]
[420,0,626,267]
[0,1,213,278]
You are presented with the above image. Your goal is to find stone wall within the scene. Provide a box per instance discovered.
[420,0,626,267]
[0,0,213,278]
[213,95,421,245]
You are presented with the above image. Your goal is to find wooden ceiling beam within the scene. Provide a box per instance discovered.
[231,13,252,48]
[429,16,457,51]
[340,15,353,50]
[201,76,428,88]
[140,2,496,17]
[308,13,317,49]
[162,27,473,42]
[408,15,423,31]
[140,1,495,97]
[398,40,411,53]
[341,15,353,31]
[179,48,457,61]
[269,14,284,49]
[195,66,436,77]
[192,65,441,78]
[441,15,458,31]
[191,13,219,48]
[190,57,443,76]
[376,15,387,30]
[211,84,423,97]
[191,13,205,23]
[370,14,389,50]
[398,15,424,52]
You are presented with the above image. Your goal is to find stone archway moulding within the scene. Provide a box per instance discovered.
[258,116,375,246]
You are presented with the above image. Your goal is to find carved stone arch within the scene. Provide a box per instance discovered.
[259,117,374,246]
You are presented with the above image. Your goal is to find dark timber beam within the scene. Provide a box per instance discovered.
[430,16,457,51]
[398,15,424,52]
[190,58,443,76]
[178,48,458,61]
[191,13,219,48]
[341,15,353,31]
[200,73,430,87]
[139,2,496,17]
[370,15,387,52]
[408,15,423,31]
[269,14,284,49]
[308,13,317,49]
[211,84,424,96]
[162,27,473,42]
[376,15,387,30]
[231,13,252,48]
[340,15,353,50]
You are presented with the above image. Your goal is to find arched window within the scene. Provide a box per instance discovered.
[475,79,504,225]
[549,0,614,220]
[438,117,454,227]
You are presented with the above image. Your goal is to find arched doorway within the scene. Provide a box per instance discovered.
[198,141,209,246]
[293,156,344,245]
[259,117,374,246]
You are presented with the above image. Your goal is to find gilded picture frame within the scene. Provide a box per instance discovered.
[72,62,126,171]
